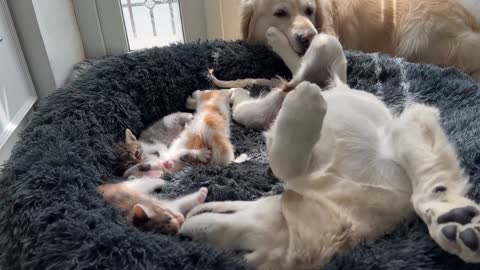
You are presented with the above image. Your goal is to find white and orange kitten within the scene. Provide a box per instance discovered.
[98,177,208,235]
[127,89,235,176]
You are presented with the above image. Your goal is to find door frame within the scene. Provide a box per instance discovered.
[0,0,37,149]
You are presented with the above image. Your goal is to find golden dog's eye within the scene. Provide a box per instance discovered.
[305,7,314,16]
[274,9,289,18]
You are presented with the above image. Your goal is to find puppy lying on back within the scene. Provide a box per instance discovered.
[180,33,480,270]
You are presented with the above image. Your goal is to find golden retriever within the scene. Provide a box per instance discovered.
[217,0,480,82]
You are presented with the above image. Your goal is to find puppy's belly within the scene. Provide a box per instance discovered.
[320,93,410,192]
[328,131,410,193]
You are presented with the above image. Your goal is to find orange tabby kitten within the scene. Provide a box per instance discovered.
[98,177,208,235]
[127,89,234,176]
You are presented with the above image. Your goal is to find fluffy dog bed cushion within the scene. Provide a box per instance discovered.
[1,41,479,270]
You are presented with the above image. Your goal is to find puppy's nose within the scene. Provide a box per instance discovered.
[296,32,316,49]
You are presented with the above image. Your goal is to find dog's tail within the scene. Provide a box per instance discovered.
[208,69,282,89]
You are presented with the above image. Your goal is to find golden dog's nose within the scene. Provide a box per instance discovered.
[296,32,316,49]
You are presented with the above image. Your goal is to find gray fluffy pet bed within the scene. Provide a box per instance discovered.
[0,40,479,270]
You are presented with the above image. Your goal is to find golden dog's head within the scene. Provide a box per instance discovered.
[241,0,333,54]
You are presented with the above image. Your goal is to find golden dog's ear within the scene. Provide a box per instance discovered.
[241,0,255,42]
[315,0,336,36]
[281,189,353,267]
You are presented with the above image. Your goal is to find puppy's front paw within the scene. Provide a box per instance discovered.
[266,27,289,47]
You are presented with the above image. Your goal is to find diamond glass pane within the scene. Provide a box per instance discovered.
[121,0,184,50]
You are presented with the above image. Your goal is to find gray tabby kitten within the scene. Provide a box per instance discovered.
[138,112,193,158]
[114,112,193,177]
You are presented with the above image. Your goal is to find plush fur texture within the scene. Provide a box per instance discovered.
[0,40,479,270]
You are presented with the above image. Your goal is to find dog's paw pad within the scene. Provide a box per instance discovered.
[438,206,479,225]
[428,200,480,262]
[459,228,479,251]
[442,225,458,241]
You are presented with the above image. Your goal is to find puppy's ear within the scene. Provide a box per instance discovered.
[241,0,255,42]
[314,1,336,36]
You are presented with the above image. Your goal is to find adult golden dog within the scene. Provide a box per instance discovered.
[230,0,480,80]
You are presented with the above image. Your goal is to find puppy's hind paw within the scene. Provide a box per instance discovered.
[425,198,480,263]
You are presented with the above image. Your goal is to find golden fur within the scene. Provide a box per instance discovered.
[240,0,480,79]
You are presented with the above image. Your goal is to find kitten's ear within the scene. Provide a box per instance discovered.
[125,129,137,144]
[132,204,152,225]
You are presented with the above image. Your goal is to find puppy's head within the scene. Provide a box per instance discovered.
[242,0,331,54]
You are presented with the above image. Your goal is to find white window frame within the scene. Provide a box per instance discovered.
[0,0,37,149]
[73,0,209,58]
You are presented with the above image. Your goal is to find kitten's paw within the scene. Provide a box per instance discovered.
[178,112,194,127]
[196,149,212,164]
[197,187,208,204]
[233,153,250,163]
[186,90,201,110]
[162,160,174,171]
[421,195,480,263]
[146,169,165,178]
[173,211,185,226]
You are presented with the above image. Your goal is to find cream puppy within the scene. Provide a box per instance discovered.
[180,33,480,269]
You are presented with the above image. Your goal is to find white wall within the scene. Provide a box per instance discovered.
[32,0,85,88]
[219,0,241,40]
[7,0,85,99]
[181,0,208,42]
[203,0,241,40]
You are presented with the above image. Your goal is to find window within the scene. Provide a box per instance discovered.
[73,0,209,57]
[121,0,184,50]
